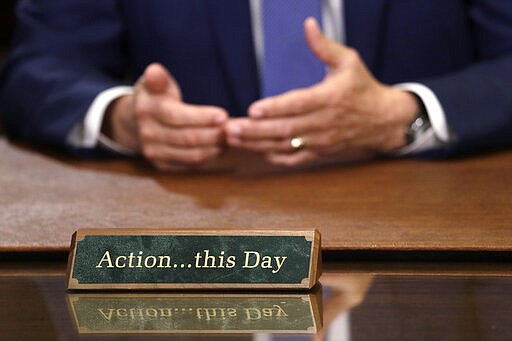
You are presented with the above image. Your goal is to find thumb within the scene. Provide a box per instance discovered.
[142,63,181,99]
[304,17,347,69]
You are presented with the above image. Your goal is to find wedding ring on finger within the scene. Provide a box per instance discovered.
[290,136,305,151]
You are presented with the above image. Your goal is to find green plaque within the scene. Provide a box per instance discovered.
[66,289,322,334]
[67,229,321,290]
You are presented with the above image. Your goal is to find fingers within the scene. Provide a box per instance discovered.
[248,84,329,119]
[139,121,225,170]
[225,113,319,154]
[232,19,381,169]
[247,18,361,121]
[158,102,227,127]
[135,99,227,167]
[227,126,343,154]
[140,121,225,148]
[227,135,293,153]
[142,63,182,99]
[132,63,229,170]
[136,97,228,127]
[246,20,336,119]
[136,64,228,127]
[226,114,327,141]
[138,120,225,168]
[304,17,351,69]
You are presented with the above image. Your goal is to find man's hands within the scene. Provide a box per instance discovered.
[225,18,418,167]
[103,63,228,172]
[103,18,418,171]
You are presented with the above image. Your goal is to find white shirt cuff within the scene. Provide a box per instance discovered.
[67,86,134,153]
[393,82,451,155]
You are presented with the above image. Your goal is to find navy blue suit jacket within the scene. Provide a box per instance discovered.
[1,0,512,156]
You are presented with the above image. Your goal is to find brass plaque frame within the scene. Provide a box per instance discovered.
[67,229,321,290]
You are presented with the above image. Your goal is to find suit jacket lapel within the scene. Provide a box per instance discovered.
[207,0,260,116]
[344,0,389,76]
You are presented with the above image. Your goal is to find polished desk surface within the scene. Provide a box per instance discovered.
[1,138,512,252]
[2,139,512,339]
[1,260,512,340]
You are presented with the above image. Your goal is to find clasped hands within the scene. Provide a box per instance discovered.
[105,18,418,172]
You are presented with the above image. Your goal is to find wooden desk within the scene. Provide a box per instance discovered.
[1,261,512,340]
[1,138,511,253]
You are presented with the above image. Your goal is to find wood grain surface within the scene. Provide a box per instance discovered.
[1,138,511,252]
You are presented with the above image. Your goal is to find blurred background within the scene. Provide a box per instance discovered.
[0,0,16,134]
[0,0,16,56]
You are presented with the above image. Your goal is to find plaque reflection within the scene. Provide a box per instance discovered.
[66,289,322,334]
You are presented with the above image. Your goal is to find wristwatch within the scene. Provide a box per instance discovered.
[405,95,431,145]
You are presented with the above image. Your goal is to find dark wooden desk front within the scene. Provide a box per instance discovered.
[1,138,511,253]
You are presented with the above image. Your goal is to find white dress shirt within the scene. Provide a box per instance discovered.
[68,0,450,155]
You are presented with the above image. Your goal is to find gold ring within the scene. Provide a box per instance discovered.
[290,137,305,151]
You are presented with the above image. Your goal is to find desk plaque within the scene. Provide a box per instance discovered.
[66,290,322,334]
[67,229,321,290]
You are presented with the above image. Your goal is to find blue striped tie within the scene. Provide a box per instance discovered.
[261,0,325,98]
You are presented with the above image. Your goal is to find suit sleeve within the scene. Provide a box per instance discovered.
[0,0,127,152]
[421,0,512,156]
